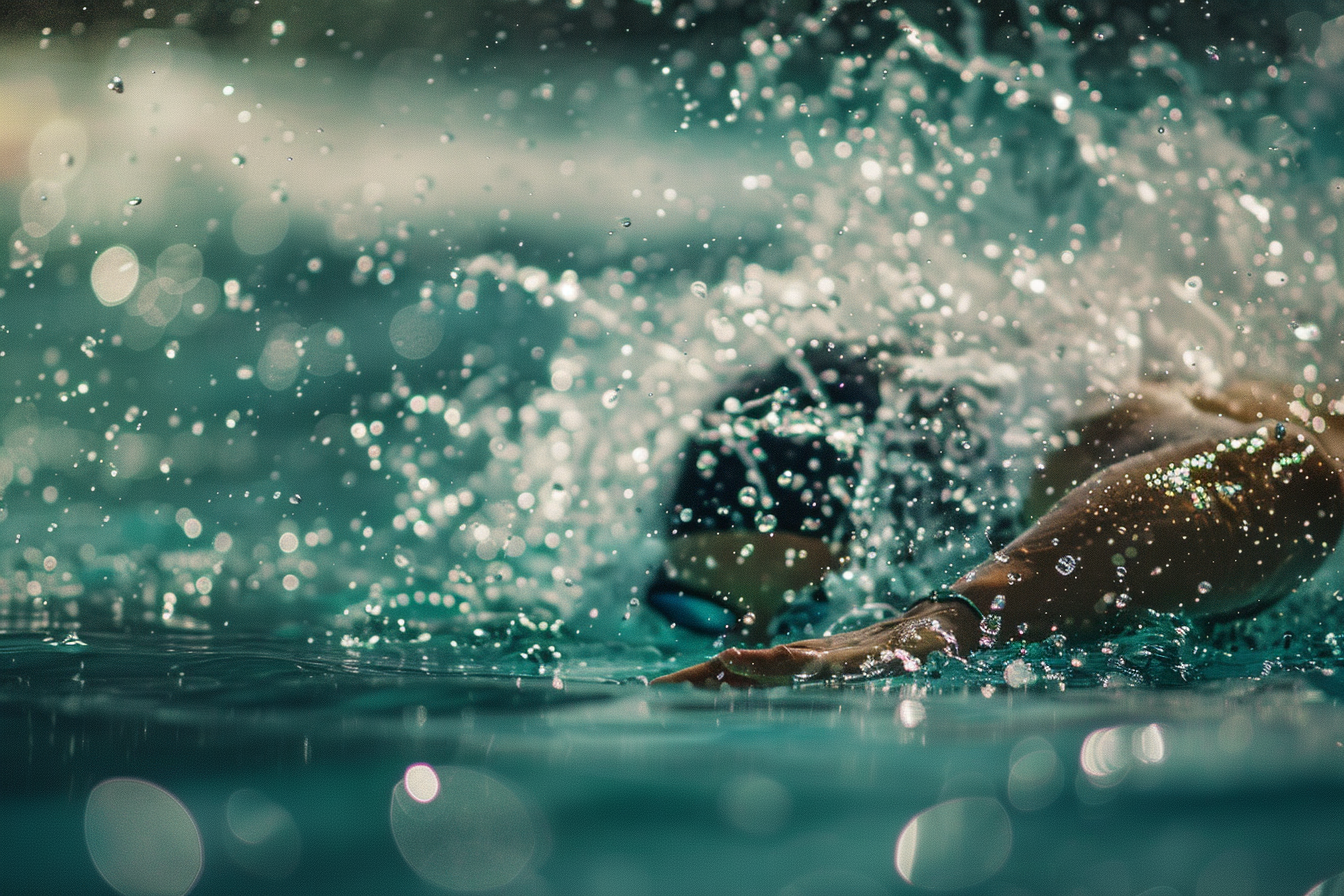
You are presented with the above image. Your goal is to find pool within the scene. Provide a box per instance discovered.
[4,0,1344,893]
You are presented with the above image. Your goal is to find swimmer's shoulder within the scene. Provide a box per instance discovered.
[1185,376,1344,465]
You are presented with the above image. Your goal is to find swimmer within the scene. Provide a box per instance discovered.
[649,346,1344,687]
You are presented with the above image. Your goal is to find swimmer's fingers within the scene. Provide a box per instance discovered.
[651,645,826,688]
[652,640,915,688]
[653,610,973,688]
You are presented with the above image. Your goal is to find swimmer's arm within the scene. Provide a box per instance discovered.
[652,598,981,686]
[655,421,1344,688]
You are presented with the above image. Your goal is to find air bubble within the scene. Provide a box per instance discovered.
[1055,555,1077,576]
[1197,581,1212,594]
[620,217,632,228]
[1204,45,1220,61]
[107,76,124,93]
[232,153,246,167]
[289,494,302,505]
[126,197,142,206]
[690,281,708,299]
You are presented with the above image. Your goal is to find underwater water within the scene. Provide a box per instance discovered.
[5,0,1344,892]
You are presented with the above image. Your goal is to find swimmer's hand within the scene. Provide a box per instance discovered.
[652,598,981,688]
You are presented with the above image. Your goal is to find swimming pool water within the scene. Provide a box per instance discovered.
[6,631,1344,894]
[5,0,1344,892]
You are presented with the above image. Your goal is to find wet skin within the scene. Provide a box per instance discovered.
[653,380,1344,688]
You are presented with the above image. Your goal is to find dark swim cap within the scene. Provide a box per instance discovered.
[664,345,880,544]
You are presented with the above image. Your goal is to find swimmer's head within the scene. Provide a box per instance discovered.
[648,345,875,635]
[648,531,841,636]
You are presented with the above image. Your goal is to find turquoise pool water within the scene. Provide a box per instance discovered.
[4,0,1344,893]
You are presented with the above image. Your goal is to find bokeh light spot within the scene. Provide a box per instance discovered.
[404,763,440,803]
[895,796,1012,890]
[390,765,537,892]
[389,303,444,360]
[224,788,302,881]
[85,778,203,896]
[232,198,289,256]
[91,245,140,306]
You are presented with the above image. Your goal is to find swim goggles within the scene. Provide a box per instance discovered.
[645,572,830,636]
[644,572,741,635]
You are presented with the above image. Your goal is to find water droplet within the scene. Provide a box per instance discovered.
[126,197,142,206]
[1204,45,1220,61]
[1197,581,1212,594]
[107,76,124,93]
[232,153,246,166]
[1004,658,1036,688]
[1055,555,1077,576]
[690,281,708,299]
[620,217,632,228]
[979,614,1002,648]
